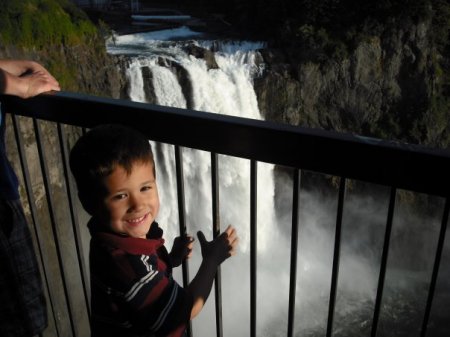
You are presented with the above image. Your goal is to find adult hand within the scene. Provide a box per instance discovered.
[20,70,60,98]
[0,60,60,98]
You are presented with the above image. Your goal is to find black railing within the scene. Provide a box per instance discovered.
[2,91,450,337]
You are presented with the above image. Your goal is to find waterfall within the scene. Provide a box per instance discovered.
[108,29,446,337]
[124,39,274,250]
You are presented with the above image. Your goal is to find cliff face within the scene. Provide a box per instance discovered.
[255,18,445,147]
[60,43,124,98]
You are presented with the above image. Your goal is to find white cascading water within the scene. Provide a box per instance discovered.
[108,28,446,337]
[124,39,275,252]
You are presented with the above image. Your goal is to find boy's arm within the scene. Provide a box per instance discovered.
[187,225,238,319]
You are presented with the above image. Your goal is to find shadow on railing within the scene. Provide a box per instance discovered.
[2,91,450,337]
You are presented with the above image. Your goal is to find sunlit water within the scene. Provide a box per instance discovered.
[106,27,450,337]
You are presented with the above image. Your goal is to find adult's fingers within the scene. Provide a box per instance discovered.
[185,235,195,243]
[185,236,195,257]
[25,72,60,96]
[223,225,238,243]
[37,73,60,90]
[228,236,239,255]
[223,225,237,239]
[222,225,238,255]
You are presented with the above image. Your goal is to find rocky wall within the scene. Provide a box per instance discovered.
[254,18,444,148]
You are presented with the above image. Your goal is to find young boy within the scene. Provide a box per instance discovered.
[69,124,238,337]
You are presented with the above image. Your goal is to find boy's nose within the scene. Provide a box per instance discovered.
[128,194,145,212]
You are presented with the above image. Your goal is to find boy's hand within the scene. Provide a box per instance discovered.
[169,235,194,267]
[197,225,238,265]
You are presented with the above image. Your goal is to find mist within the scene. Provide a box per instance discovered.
[152,140,449,337]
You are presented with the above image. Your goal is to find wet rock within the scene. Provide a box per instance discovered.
[183,44,219,70]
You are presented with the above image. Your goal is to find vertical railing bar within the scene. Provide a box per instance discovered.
[174,145,189,284]
[57,123,91,316]
[326,177,346,337]
[287,169,301,337]
[250,160,258,337]
[420,197,450,337]
[174,145,192,337]
[211,152,223,337]
[11,114,61,337]
[371,187,397,337]
[33,119,77,337]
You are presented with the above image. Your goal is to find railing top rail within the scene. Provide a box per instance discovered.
[2,91,450,197]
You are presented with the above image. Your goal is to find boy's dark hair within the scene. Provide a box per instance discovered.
[69,124,154,214]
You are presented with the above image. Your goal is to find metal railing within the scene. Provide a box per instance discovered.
[2,91,449,337]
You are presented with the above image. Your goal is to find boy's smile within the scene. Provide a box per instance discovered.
[97,161,159,239]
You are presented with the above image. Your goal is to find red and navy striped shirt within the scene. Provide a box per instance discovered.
[88,220,192,337]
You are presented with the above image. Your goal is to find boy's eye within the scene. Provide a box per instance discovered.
[141,185,152,192]
[112,193,127,200]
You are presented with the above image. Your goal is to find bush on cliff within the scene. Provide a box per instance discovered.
[0,0,97,48]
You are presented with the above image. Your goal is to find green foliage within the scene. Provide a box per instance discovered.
[0,0,98,49]
[0,0,114,95]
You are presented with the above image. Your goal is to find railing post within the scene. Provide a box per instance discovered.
[371,187,397,337]
[174,145,192,337]
[211,152,223,337]
[250,160,257,337]
[287,169,301,337]
[326,177,346,337]
[420,197,450,337]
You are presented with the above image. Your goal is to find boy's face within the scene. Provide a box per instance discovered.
[96,161,160,239]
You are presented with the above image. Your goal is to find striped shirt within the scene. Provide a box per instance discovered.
[89,220,192,337]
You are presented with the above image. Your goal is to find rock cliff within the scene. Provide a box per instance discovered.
[255,17,447,148]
